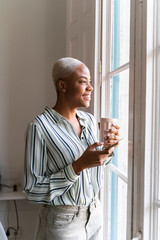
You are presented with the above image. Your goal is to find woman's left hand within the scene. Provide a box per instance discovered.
[103,124,120,152]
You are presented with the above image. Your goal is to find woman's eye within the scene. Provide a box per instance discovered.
[80,81,86,84]
[79,79,92,85]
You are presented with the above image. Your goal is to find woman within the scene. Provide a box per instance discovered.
[24,57,120,240]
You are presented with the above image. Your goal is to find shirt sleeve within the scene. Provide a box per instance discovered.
[103,152,114,166]
[24,122,79,204]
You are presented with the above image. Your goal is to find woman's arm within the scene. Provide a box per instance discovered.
[24,122,79,204]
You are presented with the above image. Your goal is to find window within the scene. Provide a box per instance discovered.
[144,1,160,239]
[100,0,131,239]
[100,0,160,239]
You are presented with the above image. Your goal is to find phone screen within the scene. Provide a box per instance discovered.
[104,138,124,150]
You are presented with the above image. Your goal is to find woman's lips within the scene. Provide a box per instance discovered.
[82,94,91,101]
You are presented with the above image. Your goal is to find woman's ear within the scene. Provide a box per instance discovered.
[56,79,66,92]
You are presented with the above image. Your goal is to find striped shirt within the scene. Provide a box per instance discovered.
[24,107,110,206]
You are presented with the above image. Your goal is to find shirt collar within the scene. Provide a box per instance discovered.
[45,106,86,127]
[76,110,86,128]
[45,106,65,123]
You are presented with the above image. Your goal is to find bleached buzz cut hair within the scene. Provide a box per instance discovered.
[52,57,84,91]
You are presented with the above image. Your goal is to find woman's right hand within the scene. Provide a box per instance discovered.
[72,142,116,175]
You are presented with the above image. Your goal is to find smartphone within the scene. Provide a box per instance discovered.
[104,138,124,150]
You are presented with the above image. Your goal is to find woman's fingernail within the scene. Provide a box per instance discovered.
[99,142,104,145]
[104,129,109,132]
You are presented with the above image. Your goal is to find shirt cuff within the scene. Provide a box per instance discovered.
[64,164,79,182]
[103,152,114,166]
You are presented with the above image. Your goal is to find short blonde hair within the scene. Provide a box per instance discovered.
[52,57,83,91]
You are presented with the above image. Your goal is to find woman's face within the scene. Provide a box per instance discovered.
[65,64,93,108]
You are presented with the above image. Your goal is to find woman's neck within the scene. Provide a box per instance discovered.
[53,103,77,121]
[53,100,81,138]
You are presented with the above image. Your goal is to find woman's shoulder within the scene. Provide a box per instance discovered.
[27,107,56,127]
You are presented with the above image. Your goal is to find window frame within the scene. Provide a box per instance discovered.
[144,0,160,239]
[98,0,132,239]
[93,0,160,239]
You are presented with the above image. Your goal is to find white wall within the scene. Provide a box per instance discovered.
[0,0,66,239]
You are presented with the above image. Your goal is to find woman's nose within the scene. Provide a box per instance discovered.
[86,83,93,91]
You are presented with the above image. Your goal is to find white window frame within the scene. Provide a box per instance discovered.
[144,0,160,239]
[93,0,160,239]
[131,0,160,239]
[96,0,132,239]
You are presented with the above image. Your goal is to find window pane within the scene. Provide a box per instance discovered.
[111,0,130,70]
[110,69,129,176]
[107,171,127,240]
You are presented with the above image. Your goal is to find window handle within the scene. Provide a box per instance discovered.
[132,230,142,240]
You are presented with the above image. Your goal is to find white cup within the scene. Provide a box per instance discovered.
[100,117,118,142]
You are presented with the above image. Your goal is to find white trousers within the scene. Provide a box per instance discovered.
[34,199,103,240]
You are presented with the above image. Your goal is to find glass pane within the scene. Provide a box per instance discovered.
[110,69,129,176]
[107,171,128,240]
[111,0,130,70]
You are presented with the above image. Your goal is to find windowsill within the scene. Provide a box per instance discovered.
[0,191,25,200]
[0,187,25,200]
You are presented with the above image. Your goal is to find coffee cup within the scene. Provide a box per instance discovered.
[100,117,118,142]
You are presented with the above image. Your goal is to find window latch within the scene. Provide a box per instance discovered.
[98,60,102,86]
[132,230,142,240]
